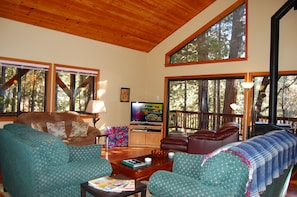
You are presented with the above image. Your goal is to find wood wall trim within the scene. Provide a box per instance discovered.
[165,72,246,80]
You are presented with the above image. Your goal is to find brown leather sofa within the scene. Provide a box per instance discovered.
[160,122,239,154]
[14,111,100,146]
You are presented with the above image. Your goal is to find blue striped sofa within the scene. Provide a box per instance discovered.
[149,130,297,197]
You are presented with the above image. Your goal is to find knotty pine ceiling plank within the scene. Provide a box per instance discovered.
[0,0,216,52]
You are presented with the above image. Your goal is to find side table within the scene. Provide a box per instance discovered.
[80,174,147,197]
[96,134,109,152]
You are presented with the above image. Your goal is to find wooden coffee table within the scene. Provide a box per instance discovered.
[110,154,173,181]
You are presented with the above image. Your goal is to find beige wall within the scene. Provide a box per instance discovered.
[0,0,296,129]
[0,17,147,128]
[147,0,297,90]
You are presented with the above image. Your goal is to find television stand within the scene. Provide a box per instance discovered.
[128,124,164,148]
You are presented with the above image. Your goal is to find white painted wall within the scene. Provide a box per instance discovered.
[0,0,296,129]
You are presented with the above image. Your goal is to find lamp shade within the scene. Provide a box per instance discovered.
[230,103,239,110]
[241,82,254,89]
[86,100,106,114]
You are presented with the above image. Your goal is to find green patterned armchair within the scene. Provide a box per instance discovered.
[0,123,112,197]
[148,152,249,197]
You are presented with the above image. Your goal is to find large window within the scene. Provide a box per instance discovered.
[0,58,100,118]
[0,59,50,116]
[55,65,98,112]
[167,76,245,135]
[167,0,246,66]
[252,73,297,125]
[166,72,297,140]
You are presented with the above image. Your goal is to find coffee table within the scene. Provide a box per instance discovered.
[110,154,173,181]
[80,174,146,197]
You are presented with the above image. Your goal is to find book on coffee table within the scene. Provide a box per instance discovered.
[121,159,147,168]
[88,176,135,192]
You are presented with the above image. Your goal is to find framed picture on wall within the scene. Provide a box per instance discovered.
[120,88,130,102]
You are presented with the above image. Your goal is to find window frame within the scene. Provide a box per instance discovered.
[251,71,297,124]
[0,57,100,121]
[0,56,52,120]
[165,71,297,140]
[53,64,100,113]
[165,0,247,67]
[165,73,246,135]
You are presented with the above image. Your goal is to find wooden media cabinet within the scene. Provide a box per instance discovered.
[128,124,163,148]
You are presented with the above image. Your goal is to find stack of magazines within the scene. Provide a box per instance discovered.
[88,176,135,193]
[121,159,147,168]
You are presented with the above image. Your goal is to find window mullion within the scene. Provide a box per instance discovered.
[17,68,21,116]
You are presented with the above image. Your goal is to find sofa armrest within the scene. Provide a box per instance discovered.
[148,170,241,197]
[87,126,101,136]
[68,144,102,162]
[36,158,112,193]
[172,152,204,179]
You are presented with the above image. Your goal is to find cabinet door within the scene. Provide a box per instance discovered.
[145,132,162,146]
[129,132,146,145]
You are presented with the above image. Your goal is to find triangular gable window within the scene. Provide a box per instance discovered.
[166,0,246,66]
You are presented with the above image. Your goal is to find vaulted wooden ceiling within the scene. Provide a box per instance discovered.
[0,0,215,52]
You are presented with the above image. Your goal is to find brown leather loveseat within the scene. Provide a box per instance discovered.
[14,111,100,146]
[160,122,239,154]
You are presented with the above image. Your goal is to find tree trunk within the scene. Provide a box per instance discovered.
[223,79,237,124]
[199,80,209,129]
[229,5,245,58]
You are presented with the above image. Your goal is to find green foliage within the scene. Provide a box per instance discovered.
[169,78,244,115]
[170,3,246,64]
[55,73,94,112]
[0,66,46,113]
[254,75,297,120]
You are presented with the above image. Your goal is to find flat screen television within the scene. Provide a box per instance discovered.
[130,101,163,124]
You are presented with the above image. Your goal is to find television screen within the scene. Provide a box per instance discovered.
[131,102,163,124]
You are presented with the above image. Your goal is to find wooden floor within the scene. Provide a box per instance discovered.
[1,146,297,197]
[287,168,297,197]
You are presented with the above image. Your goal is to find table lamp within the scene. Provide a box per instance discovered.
[86,100,106,127]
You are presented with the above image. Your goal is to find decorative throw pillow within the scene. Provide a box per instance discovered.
[69,121,89,137]
[31,122,44,132]
[46,121,67,138]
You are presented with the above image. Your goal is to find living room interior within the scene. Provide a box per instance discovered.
[0,0,296,130]
[1,0,297,196]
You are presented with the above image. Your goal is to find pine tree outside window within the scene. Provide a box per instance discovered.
[0,59,50,116]
[253,74,297,126]
[167,0,246,66]
[167,76,245,136]
[55,65,98,113]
